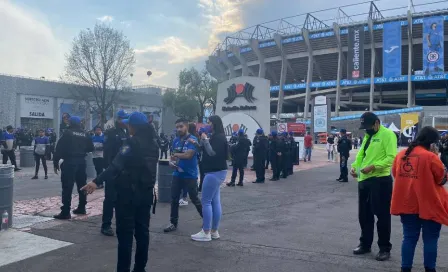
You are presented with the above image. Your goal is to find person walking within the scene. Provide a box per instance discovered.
[191,115,228,242]
[337,129,352,183]
[303,132,313,162]
[350,112,397,261]
[92,127,105,189]
[327,134,335,162]
[163,118,202,233]
[159,133,169,160]
[227,129,251,186]
[32,129,49,179]
[391,126,448,272]
[252,128,268,183]
[1,125,21,171]
[82,112,159,272]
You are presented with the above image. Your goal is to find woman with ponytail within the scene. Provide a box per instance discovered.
[391,126,448,272]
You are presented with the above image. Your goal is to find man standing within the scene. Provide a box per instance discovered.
[350,112,397,261]
[32,129,49,179]
[92,127,105,189]
[164,118,203,233]
[159,133,169,160]
[269,131,281,181]
[1,126,21,171]
[228,129,251,186]
[53,117,94,219]
[101,110,129,236]
[337,129,352,183]
[304,132,313,162]
[281,132,291,178]
[252,129,268,184]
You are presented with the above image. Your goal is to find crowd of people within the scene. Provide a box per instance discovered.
[1,110,448,272]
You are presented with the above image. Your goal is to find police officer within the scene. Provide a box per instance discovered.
[269,131,283,181]
[281,132,291,179]
[82,112,159,272]
[337,129,352,183]
[265,134,272,169]
[101,110,130,236]
[228,129,251,186]
[53,116,94,220]
[288,131,296,174]
[252,128,268,183]
[229,132,238,166]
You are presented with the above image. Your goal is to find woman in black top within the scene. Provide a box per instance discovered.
[190,115,228,242]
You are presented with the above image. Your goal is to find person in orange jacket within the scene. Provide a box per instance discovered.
[391,126,448,272]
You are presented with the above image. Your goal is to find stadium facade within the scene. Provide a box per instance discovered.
[205,2,448,121]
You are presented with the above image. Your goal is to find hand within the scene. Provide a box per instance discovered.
[361,165,375,174]
[277,152,281,156]
[81,181,97,195]
[188,138,197,144]
[201,133,207,140]
[350,168,357,178]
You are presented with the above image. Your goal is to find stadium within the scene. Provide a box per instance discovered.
[205,0,448,125]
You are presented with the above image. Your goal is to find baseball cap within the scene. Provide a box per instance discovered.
[69,116,81,125]
[289,131,294,135]
[116,110,129,119]
[256,128,264,135]
[6,125,13,130]
[359,112,379,130]
[122,112,148,126]
[271,131,278,136]
[340,128,347,133]
[282,131,288,136]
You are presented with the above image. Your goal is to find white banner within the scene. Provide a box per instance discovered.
[20,95,54,119]
[313,105,327,133]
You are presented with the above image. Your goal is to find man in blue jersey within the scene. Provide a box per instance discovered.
[1,126,21,171]
[164,118,203,233]
[425,22,443,75]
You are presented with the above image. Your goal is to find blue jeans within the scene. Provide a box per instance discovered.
[201,170,227,231]
[305,148,312,161]
[401,214,442,270]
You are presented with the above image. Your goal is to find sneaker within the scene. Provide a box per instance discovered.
[53,213,71,220]
[14,168,21,172]
[179,199,189,206]
[73,207,87,215]
[164,223,177,233]
[236,182,243,186]
[211,231,220,240]
[31,176,38,180]
[191,229,212,242]
[101,227,115,236]
[44,175,48,179]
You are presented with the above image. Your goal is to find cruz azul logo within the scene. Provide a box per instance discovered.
[224,83,256,104]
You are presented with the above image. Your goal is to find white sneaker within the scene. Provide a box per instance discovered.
[179,199,188,206]
[191,230,211,242]
[211,231,220,240]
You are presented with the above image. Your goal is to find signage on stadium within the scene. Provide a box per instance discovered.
[224,83,256,104]
[222,105,257,111]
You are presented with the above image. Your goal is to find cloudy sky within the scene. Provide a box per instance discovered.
[0,0,440,87]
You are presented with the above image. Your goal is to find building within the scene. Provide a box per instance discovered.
[205,2,448,119]
[0,74,174,135]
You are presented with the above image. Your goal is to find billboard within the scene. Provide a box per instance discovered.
[20,95,54,119]
[313,105,328,133]
[400,113,419,146]
[423,16,444,76]
[383,21,402,78]
[347,25,365,80]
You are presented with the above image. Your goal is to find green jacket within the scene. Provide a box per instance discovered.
[351,125,397,182]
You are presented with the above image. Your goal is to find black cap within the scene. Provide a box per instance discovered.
[340,128,347,133]
[359,112,379,130]
[6,125,13,131]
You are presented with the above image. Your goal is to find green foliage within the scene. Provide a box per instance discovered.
[162,89,200,121]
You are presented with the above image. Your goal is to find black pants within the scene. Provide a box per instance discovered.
[271,156,281,179]
[159,149,167,160]
[358,176,393,252]
[34,154,47,175]
[170,176,202,226]
[339,154,348,181]
[265,153,270,168]
[2,150,17,168]
[115,188,152,272]
[93,157,104,177]
[231,165,244,183]
[102,179,117,229]
[254,156,266,181]
[60,161,87,214]
[282,153,290,178]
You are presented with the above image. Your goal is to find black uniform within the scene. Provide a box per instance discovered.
[265,138,271,169]
[102,127,129,230]
[288,136,296,173]
[337,135,352,182]
[94,129,159,272]
[270,137,284,181]
[281,137,291,178]
[159,136,169,159]
[229,136,251,186]
[53,127,94,216]
[252,135,268,182]
[229,135,237,166]
[440,137,448,168]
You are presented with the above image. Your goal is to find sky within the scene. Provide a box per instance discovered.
[0,0,442,88]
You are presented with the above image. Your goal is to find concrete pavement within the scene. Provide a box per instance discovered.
[1,148,447,272]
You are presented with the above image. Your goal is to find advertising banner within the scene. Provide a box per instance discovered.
[20,95,54,119]
[287,123,306,134]
[423,16,444,75]
[347,25,365,80]
[313,105,328,133]
[400,113,419,146]
[383,21,402,77]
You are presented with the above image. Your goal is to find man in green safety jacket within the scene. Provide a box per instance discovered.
[350,112,397,262]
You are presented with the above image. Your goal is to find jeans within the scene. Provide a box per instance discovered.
[400,214,442,270]
[304,147,312,161]
[327,150,334,161]
[170,176,202,226]
[202,170,227,231]
[180,181,188,199]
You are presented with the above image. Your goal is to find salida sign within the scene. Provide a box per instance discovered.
[20,95,54,119]
[222,82,257,111]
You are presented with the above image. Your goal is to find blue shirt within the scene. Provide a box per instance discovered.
[172,135,198,179]
[35,136,49,145]
[92,134,105,158]
[1,132,14,150]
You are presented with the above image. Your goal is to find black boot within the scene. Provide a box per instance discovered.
[53,212,71,220]
[236,181,243,186]
[401,268,411,272]
[227,181,235,187]
[375,251,390,261]
[353,245,371,255]
[73,207,87,215]
[425,268,436,272]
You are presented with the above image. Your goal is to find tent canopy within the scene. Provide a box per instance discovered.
[388,122,400,132]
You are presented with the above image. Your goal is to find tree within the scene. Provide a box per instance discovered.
[178,68,218,122]
[162,89,200,121]
[63,23,135,128]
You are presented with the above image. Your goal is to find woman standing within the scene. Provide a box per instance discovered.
[191,115,228,242]
[326,134,335,162]
[391,126,448,272]
[32,129,49,179]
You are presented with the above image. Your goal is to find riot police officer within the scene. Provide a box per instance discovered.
[265,134,272,169]
[337,129,352,183]
[252,128,268,183]
[82,112,159,272]
[53,116,94,220]
[270,131,284,181]
[101,110,130,236]
[281,132,291,178]
[288,131,296,174]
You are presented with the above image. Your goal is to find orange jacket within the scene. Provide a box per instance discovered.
[391,146,448,226]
